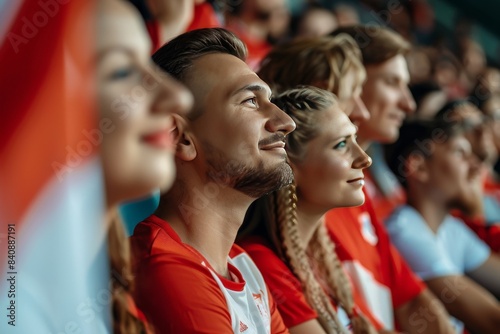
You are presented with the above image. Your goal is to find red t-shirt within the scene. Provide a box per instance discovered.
[240,236,383,330]
[325,190,425,330]
[364,169,406,223]
[130,215,289,334]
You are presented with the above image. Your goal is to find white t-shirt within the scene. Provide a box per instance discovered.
[385,205,490,280]
[385,205,491,333]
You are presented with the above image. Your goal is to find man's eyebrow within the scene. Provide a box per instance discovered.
[231,84,272,99]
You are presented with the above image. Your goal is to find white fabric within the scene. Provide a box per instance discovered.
[206,252,273,334]
[0,158,110,334]
[385,205,491,334]
[385,205,490,280]
[343,261,394,330]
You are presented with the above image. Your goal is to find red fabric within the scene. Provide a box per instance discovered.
[484,171,500,203]
[364,170,406,223]
[146,3,220,54]
[224,21,272,70]
[240,236,384,330]
[145,20,161,54]
[325,189,425,324]
[130,215,288,334]
[0,0,96,225]
[187,3,221,31]
[240,236,318,328]
[452,212,500,253]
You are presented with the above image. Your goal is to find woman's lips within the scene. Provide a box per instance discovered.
[347,177,365,186]
[141,129,174,150]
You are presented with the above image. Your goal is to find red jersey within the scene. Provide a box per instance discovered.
[240,236,383,331]
[325,190,425,330]
[130,215,289,334]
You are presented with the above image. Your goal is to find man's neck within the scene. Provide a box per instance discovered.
[407,188,448,234]
[156,180,253,278]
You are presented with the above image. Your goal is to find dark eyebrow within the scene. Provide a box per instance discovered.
[231,84,272,100]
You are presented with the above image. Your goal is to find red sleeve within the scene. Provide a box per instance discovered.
[364,197,425,308]
[134,252,234,333]
[241,238,318,328]
[456,212,500,253]
[131,224,234,333]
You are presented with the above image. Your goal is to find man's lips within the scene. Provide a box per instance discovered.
[260,141,286,150]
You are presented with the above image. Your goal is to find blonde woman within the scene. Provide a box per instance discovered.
[257,34,369,125]
[239,86,385,334]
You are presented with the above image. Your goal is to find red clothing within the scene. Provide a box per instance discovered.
[146,3,221,53]
[452,212,500,253]
[240,236,383,330]
[131,215,288,334]
[364,169,406,223]
[224,21,272,70]
[325,190,425,330]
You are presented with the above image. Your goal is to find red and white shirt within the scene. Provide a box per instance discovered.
[130,215,288,334]
[240,235,383,331]
[325,189,425,330]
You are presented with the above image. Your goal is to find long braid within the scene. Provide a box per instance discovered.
[108,212,150,334]
[274,183,346,333]
[311,224,378,334]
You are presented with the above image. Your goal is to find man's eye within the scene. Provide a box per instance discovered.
[243,97,258,106]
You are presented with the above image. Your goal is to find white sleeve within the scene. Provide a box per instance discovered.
[385,207,461,280]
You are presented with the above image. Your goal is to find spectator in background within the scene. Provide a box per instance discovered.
[258,34,369,125]
[225,0,290,69]
[333,3,360,27]
[386,119,500,334]
[128,0,220,53]
[294,4,338,38]
[434,101,500,248]
[325,25,454,334]
[409,81,447,119]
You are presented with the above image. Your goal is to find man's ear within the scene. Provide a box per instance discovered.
[172,114,197,162]
[406,152,429,184]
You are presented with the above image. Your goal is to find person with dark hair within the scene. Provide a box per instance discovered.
[239,86,382,334]
[435,100,500,222]
[386,120,500,334]
[324,25,453,333]
[130,28,295,333]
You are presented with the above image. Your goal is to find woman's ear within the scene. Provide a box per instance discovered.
[172,114,196,162]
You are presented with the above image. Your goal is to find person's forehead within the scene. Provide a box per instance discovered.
[97,3,150,55]
[191,53,271,98]
[367,55,409,80]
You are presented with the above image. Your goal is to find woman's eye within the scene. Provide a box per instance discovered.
[334,140,347,149]
[109,67,136,80]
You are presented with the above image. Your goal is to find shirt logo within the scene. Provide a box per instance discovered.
[239,320,248,332]
[359,212,378,246]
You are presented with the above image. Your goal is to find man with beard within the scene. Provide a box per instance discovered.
[386,120,500,334]
[130,28,295,333]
